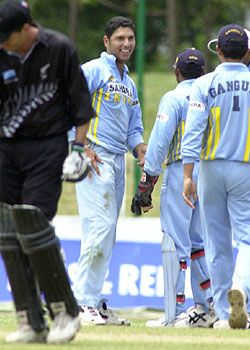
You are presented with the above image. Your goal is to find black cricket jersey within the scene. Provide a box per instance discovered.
[0,27,93,138]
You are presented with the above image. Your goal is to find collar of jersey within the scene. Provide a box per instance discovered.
[100,51,129,74]
[215,62,249,72]
[178,79,195,88]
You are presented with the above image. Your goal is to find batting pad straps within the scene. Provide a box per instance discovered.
[180,260,187,270]
[190,248,211,291]
[191,248,205,260]
[0,231,19,252]
[0,202,19,252]
[12,205,57,254]
[200,279,211,290]
[176,293,185,304]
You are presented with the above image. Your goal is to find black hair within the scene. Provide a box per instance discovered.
[179,64,204,79]
[218,44,248,59]
[104,16,135,38]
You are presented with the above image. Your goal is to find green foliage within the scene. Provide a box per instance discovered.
[1,0,250,70]
[30,0,69,33]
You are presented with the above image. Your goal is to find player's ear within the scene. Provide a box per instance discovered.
[174,67,181,81]
[103,35,109,50]
[216,44,220,54]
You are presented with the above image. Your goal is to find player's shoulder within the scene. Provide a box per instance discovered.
[81,56,111,80]
[82,57,101,70]
[160,87,182,106]
[191,71,217,92]
[158,89,181,113]
[161,88,176,100]
[40,28,73,48]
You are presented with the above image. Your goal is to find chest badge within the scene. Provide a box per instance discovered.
[40,63,50,80]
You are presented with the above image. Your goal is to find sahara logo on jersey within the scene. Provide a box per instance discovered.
[156,113,169,123]
[107,82,133,98]
[189,100,205,111]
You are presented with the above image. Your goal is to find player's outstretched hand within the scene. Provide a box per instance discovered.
[62,143,91,182]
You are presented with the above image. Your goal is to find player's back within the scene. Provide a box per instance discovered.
[198,62,250,162]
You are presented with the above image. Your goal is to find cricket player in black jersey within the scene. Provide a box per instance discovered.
[0,0,93,344]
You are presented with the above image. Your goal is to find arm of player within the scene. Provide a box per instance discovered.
[182,163,197,209]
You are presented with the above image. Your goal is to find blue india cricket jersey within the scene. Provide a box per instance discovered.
[144,79,195,176]
[182,62,250,164]
[82,52,144,154]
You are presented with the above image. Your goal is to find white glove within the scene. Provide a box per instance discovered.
[62,144,91,182]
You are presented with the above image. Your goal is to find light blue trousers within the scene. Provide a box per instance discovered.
[73,144,125,307]
[198,160,250,320]
[161,161,211,317]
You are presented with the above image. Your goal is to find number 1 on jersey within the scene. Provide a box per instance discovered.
[233,95,240,111]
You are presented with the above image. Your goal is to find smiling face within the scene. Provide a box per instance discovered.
[103,26,135,65]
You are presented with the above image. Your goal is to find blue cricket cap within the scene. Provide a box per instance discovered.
[173,48,205,71]
[217,24,248,48]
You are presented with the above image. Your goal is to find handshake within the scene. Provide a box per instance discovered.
[62,143,91,182]
[131,171,159,216]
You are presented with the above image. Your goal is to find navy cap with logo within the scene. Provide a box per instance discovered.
[173,48,205,71]
[217,24,248,49]
[0,0,32,44]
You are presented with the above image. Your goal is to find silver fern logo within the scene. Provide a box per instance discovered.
[1,82,58,137]
[40,63,51,80]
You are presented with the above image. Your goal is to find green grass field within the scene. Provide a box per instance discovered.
[58,72,177,217]
[1,308,250,350]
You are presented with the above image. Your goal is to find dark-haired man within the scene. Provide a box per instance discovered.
[0,0,93,343]
[132,48,214,328]
[73,16,146,325]
[182,24,250,329]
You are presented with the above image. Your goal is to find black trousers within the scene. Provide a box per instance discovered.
[0,133,68,220]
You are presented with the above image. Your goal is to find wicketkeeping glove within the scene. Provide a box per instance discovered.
[62,143,91,182]
[131,171,159,215]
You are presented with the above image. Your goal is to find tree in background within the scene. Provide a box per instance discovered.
[25,0,250,72]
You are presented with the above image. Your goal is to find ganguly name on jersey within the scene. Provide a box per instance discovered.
[209,80,250,98]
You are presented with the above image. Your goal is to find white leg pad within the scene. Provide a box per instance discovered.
[161,233,180,324]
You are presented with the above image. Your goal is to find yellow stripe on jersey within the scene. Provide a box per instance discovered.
[210,107,221,160]
[200,127,207,159]
[174,122,181,159]
[167,120,185,164]
[204,116,213,160]
[243,110,250,162]
[88,89,103,144]
[88,91,96,136]
[181,120,185,136]
[175,120,185,159]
